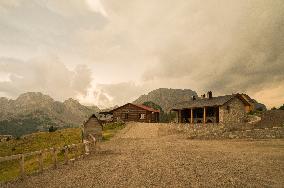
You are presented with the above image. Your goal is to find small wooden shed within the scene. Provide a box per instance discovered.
[82,114,103,141]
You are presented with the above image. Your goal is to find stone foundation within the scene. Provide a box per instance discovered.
[156,123,284,139]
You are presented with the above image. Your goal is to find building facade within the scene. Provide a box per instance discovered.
[82,114,103,141]
[109,103,160,123]
[171,92,251,124]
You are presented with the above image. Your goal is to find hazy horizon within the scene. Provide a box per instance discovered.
[0,0,283,108]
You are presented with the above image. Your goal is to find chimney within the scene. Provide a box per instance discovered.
[207,91,213,99]
[192,96,196,100]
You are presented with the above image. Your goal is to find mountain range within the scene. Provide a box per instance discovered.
[0,88,267,137]
[0,92,99,137]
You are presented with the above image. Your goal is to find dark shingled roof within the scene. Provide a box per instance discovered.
[171,94,249,110]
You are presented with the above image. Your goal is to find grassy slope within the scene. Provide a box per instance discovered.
[102,122,126,141]
[0,128,82,182]
[0,123,126,182]
[0,128,82,157]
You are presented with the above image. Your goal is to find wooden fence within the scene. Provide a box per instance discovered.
[0,139,95,180]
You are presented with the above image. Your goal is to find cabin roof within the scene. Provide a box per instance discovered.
[241,93,255,103]
[83,114,102,127]
[109,103,160,113]
[171,94,251,110]
[133,104,160,113]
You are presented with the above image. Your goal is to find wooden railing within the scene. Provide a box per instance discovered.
[0,140,94,180]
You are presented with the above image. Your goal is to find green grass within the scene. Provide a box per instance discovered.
[0,123,126,182]
[0,128,82,182]
[0,128,82,157]
[102,122,126,141]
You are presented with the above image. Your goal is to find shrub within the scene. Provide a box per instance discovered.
[256,107,263,111]
[48,126,57,132]
[142,101,163,112]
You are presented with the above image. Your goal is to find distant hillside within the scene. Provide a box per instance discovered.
[133,88,197,112]
[0,92,100,137]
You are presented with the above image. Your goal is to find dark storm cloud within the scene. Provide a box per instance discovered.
[0,0,283,107]
[142,0,284,95]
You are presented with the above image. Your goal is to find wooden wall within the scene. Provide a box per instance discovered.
[112,104,159,123]
[83,117,103,141]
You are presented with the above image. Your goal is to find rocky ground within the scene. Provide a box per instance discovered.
[4,123,284,188]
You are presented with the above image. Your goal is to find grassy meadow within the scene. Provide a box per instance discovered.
[102,122,126,141]
[0,128,82,182]
[0,122,126,182]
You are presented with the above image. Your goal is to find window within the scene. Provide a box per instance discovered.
[227,106,231,113]
[124,113,129,119]
[140,114,146,119]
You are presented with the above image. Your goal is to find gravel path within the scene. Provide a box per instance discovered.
[4,124,284,188]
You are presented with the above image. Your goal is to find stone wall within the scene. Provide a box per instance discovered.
[220,97,246,124]
[158,123,284,139]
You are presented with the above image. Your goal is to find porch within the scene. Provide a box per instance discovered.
[172,106,220,124]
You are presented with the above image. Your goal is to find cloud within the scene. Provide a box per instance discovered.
[0,0,107,64]
[0,0,283,108]
[85,0,108,17]
[94,82,147,107]
[138,0,284,106]
[0,57,92,101]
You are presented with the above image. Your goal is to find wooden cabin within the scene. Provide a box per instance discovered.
[82,114,103,141]
[109,103,160,123]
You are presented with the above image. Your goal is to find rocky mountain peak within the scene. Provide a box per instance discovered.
[64,98,81,105]
[133,88,197,112]
[0,97,9,103]
[0,92,99,137]
[16,92,54,104]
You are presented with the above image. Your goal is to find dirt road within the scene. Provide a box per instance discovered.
[5,123,284,187]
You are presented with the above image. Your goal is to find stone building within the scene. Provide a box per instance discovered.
[82,114,103,141]
[171,92,252,124]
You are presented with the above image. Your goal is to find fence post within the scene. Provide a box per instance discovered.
[64,147,68,164]
[19,154,25,179]
[38,151,44,172]
[84,141,90,156]
[88,134,97,149]
[52,148,58,169]
[74,144,79,160]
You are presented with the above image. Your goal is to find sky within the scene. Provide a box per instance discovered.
[0,0,283,109]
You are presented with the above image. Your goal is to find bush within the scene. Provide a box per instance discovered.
[279,104,284,110]
[48,126,57,132]
[142,101,163,112]
[160,112,176,123]
[256,107,263,111]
